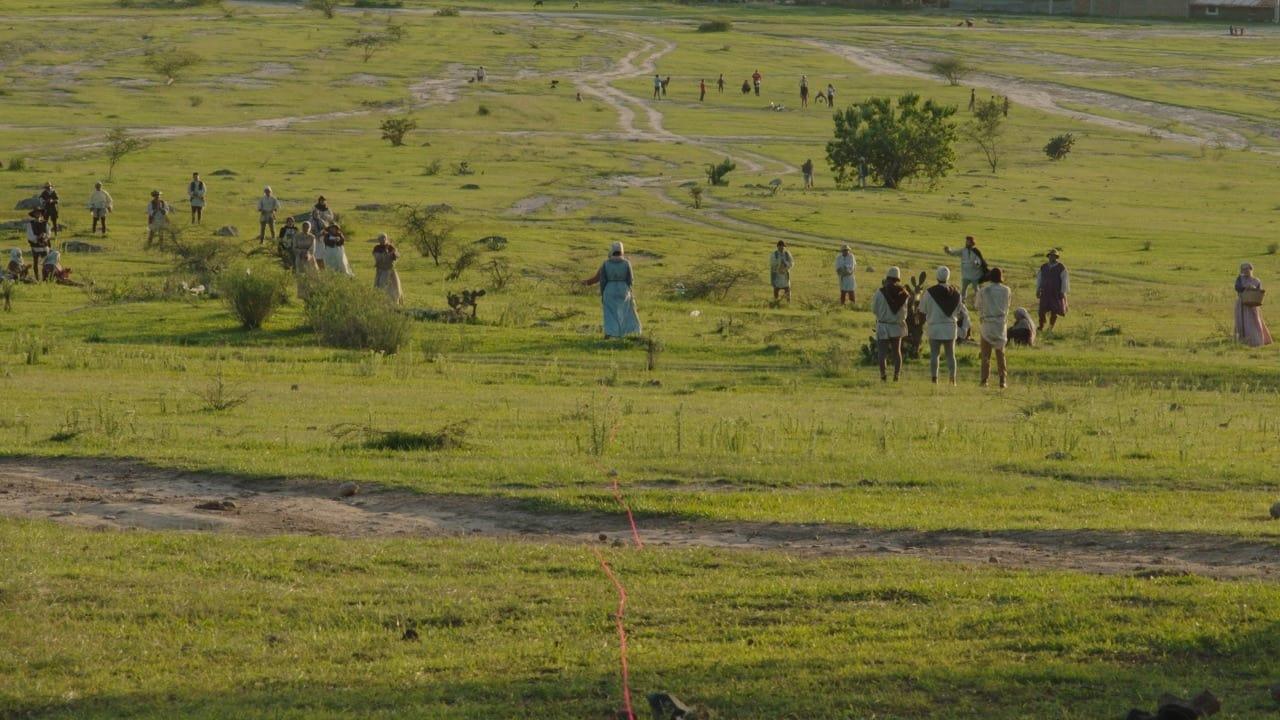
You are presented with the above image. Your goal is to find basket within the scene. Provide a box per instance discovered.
[1241,287,1265,307]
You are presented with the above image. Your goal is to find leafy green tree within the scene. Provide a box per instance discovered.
[930,57,970,86]
[380,116,417,147]
[965,97,1004,173]
[826,94,958,189]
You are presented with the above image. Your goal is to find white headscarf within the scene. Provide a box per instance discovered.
[936,266,951,283]
[9,248,20,264]
[44,248,60,266]
[610,241,624,256]
[1014,307,1037,345]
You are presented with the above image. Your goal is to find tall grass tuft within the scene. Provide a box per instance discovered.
[303,274,411,354]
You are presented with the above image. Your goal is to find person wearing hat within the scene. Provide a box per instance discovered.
[583,241,642,338]
[770,240,793,302]
[257,186,281,243]
[918,266,964,385]
[1036,249,1069,331]
[943,235,988,307]
[834,244,857,305]
[26,208,51,281]
[976,267,1012,388]
[871,267,910,382]
[187,172,207,225]
[145,190,172,246]
[39,182,60,236]
[87,182,113,235]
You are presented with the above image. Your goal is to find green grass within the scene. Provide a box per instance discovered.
[1,1,1279,717]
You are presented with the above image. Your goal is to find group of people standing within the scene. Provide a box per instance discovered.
[6,181,75,284]
[655,70,837,112]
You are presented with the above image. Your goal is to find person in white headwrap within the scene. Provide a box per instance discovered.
[1009,307,1036,346]
[41,248,76,285]
[6,248,31,281]
[87,182,113,235]
[318,223,353,276]
[373,233,402,304]
[292,220,319,300]
[257,186,280,243]
[770,240,793,302]
[871,267,909,382]
[583,241,642,338]
[835,244,857,305]
[1235,262,1273,347]
[917,265,963,385]
[976,266,1011,388]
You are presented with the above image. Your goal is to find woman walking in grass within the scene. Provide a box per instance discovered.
[872,267,909,382]
[583,241,642,338]
[770,240,793,302]
[373,233,402,305]
[977,267,1011,388]
[318,223,353,276]
[835,244,856,305]
[292,221,319,300]
[1234,262,1272,347]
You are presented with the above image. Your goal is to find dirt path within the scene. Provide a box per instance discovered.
[812,40,1258,149]
[2,458,1274,580]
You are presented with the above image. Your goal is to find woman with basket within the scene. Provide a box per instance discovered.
[1235,262,1272,347]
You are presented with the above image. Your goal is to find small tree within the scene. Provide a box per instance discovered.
[380,116,417,146]
[826,94,958,189]
[689,184,704,209]
[346,22,405,63]
[705,158,736,186]
[307,0,339,18]
[1044,133,1076,161]
[965,97,1003,173]
[104,128,149,181]
[143,48,202,83]
[399,203,455,266]
[930,57,970,87]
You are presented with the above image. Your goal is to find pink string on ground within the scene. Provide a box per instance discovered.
[594,547,636,720]
[608,470,645,549]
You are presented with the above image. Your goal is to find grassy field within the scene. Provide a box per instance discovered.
[1,1,1279,718]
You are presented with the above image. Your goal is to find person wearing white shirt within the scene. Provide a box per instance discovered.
[87,182,113,235]
[834,244,856,305]
[917,266,963,385]
[257,186,281,243]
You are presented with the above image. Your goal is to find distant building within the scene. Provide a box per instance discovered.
[950,0,1279,17]
[1189,0,1277,20]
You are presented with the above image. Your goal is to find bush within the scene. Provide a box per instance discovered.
[304,274,411,353]
[705,158,736,186]
[306,0,338,17]
[671,261,755,300]
[143,47,203,81]
[1044,132,1076,161]
[827,94,958,189]
[930,57,970,86]
[697,19,731,32]
[217,262,290,329]
[434,6,460,15]
[6,157,26,172]
[380,116,417,146]
[477,104,490,116]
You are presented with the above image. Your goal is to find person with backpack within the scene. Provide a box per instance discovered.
[872,267,909,382]
[25,208,51,281]
[187,172,207,225]
[918,266,964,385]
[943,235,988,306]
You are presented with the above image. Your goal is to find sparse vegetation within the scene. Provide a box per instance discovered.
[142,47,202,82]
[379,116,417,147]
[965,97,1004,173]
[216,262,290,330]
[671,261,755,300]
[705,158,736,186]
[191,370,249,412]
[697,19,732,32]
[306,0,339,18]
[434,6,460,16]
[930,56,970,86]
[103,128,149,181]
[399,203,455,266]
[303,274,411,353]
[1044,132,1076,161]
[346,22,405,63]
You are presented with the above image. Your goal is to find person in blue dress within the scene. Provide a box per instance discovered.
[583,242,642,338]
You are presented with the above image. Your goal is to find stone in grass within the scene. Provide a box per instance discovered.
[1271,501,1280,519]
[460,184,480,190]
[214,225,238,237]
[210,169,237,176]
[354,203,384,211]
[647,692,692,719]
[63,240,105,253]
[401,627,419,641]
[195,499,237,511]
[337,481,359,498]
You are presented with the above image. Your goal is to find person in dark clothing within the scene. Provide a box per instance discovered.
[699,78,706,101]
[1036,249,1070,331]
[39,182,59,236]
[801,158,814,189]
[740,79,751,95]
[717,73,725,93]
[751,69,762,96]
[26,208,51,281]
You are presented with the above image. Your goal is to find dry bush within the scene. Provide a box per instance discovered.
[671,261,755,300]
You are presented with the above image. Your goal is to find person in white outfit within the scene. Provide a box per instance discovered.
[871,267,909,382]
[187,172,207,225]
[943,235,987,306]
[917,265,963,385]
[835,244,857,305]
[87,182,113,235]
[976,267,1011,388]
[257,186,280,243]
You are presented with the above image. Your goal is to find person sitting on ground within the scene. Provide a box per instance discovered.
[801,158,815,189]
[39,182,60,236]
[835,244,856,305]
[276,216,299,270]
[872,267,909,382]
[26,208,51,281]
[740,79,751,95]
[188,172,207,225]
[1036,248,1069,331]
[87,182,113,236]
[257,186,280,243]
[918,265,964,385]
[6,248,31,282]
[1009,307,1036,346]
[319,223,353,276]
[943,234,988,306]
[41,248,77,285]
[310,195,335,235]
[373,233,402,305]
[976,267,1011,388]
[146,190,172,246]
[582,241,642,338]
[770,240,793,302]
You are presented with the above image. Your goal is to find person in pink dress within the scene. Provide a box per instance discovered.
[1234,262,1273,347]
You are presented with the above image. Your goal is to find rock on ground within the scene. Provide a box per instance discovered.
[15,197,41,210]
[63,240,105,253]
[214,226,239,237]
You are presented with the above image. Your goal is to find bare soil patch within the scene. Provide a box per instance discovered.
[1,458,1275,580]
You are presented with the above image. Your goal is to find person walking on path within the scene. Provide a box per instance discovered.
[751,69,762,96]
[39,182,60,237]
[943,235,988,306]
[373,233,402,305]
[835,244,857,305]
[826,83,835,108]
[968,88,976,112]
[652,74,662,100]
[1036,249,1069,331]
[187,172,207,225]
[872,267,909,382]
[770,240,793,302]
[699,78,706,102]
[1234,262,1273,347]
[801,158,815,189]
[1002,95,1010,117]
[717,73,725,93]
[799,75,809,108]
[976,267,1011,388]
[256,186,280,243]
[87,182,113,235]
[583,241,642,338]
[918,266,963,385]
[145,190,172,246]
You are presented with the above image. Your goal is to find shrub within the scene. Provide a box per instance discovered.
[217,262,290,329]
[6,157,26,172]
[399,203,455,265]
[930,57,970,86]
[188,95,203,107]
[380,116,417,146]
[304,274,411,353]
[143,47,203,81]
[697,19,731,32]
[689,184,704,208]
[965,97,1004,173]
[104,127,149,181]
[434,6,460,16]
[353,0,403,6]
[827,94,958,189]
[422,159,443,176]
[1267,242,1278,255]
[331,421,468,451]
[446,246,481,281]
[1044,132,1076,161]
[705,158,736,186]
[306,0,338,17]
[477,104,490,116]
[167,236,238,285]
[671,261,755,300]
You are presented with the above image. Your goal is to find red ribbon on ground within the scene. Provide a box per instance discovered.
[594,547,636,720]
